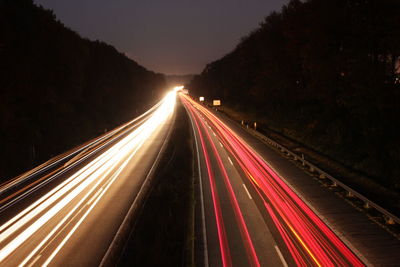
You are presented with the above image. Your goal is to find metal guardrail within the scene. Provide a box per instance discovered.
[246,128,400,226]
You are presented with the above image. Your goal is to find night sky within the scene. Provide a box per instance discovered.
[34,0,289,75]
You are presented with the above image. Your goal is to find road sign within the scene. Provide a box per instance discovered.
[213,100,221,106]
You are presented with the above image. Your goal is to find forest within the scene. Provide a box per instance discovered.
[0,0,166,181]
[190,0,400,191]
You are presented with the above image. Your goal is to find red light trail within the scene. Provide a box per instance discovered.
[186,101,260,267]
[181,94,364,267]
[187,104,232,267]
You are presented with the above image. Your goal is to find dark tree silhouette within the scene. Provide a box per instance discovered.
[0,0,166,181]
[190,0,400,190]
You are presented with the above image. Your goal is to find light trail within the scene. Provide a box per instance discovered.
[0,99,163,196]
[0,91,176,265]
[186,98,260,267]
[20,138,146,266]
[196,111,260,267]
[186,104,232,267]
[181,94,364,266]
[0,99,164,215]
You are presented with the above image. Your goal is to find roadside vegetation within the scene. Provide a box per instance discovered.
[189,0,400,198]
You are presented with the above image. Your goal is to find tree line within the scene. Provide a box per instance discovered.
[189,0,400,190]
[0,0,166,181]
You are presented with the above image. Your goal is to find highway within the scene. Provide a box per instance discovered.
[1,89,398,266]
[0,91,176,266]
[181,94,365,267]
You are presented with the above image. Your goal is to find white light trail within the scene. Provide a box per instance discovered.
[0,91,176,264]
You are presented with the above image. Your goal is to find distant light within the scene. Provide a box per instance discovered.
[199,96,205,102]
[213,100,221,106]
[173,86,184,92]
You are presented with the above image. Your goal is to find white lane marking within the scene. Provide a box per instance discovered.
[219,142,223,148]
[242,184,252,200]
[185,106,209,267]
[213,132,216,137]
[27,255,41,267]
[228,157,233,166]
[274,245,288,267]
